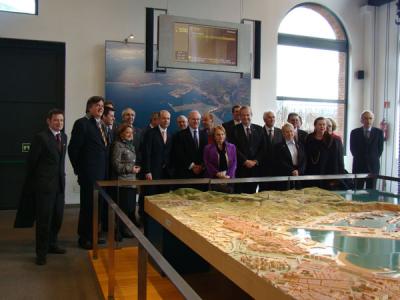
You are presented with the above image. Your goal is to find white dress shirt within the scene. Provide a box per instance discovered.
[286,139,298,166]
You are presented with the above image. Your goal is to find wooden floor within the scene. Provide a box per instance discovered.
[89,247,184,300]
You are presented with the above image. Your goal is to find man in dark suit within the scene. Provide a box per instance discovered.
[100,106,116,232]
[231,106,264,194]
[101,106,116,145]
[274,123,306,190]
[173,110,208,186]
[223,104,241,142]
[287,112,308,145]
[350,110,384,189]
[68,96,109,249]
[140,110,173,218]
[259,111,283,191]
[15,109,67,265]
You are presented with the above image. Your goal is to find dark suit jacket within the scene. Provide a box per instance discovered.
[142,127,172,179]
[173,127,208,178]
[231,123,264,177]
[222,120,238,142]
[274,141,306,176]
[296,129,308,145]
[305,133,345,175]
[261,126,283,175]
[15,129,67,228]
[68,116,108,185]
[350,127,384,174]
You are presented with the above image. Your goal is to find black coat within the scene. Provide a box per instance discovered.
[173,127,208,178]
[222,119,237,142]
[68,116,108,185]
[232,124,264,165]
[274,141,306,176]
[14,129,67,228]
[260,126,283,176]
[142,127,172,179]
[305,134,345,176]
[296,129,308,145]
[350,127,384,174]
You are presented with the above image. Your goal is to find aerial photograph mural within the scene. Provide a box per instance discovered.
[105,41,251,131]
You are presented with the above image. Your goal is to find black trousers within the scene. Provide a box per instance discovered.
[356,178,376,190]
[117,187,136,233]
[78,183,95,242]
[35,192,64,258]
[139,169,171,219]
[235,166,259,194]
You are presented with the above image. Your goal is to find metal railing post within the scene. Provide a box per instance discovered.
[138,243,148,300]
[354,175,358,193]
[108,204,116,299]
[93,187,99,259]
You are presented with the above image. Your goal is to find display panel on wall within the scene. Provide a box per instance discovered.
[0,0,37,14]
[105,41,251,132]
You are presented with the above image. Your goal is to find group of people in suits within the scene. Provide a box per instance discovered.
[15,95,384,265]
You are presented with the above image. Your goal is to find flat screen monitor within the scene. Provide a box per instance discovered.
[158,15,251,73]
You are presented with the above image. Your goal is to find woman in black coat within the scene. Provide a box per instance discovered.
[305,117,345,189]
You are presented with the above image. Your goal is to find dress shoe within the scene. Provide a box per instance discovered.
[48,246,66,254]
[36,256,47,266]
[78,238,93,250]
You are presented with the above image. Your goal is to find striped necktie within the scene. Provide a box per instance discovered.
[97,122,108,146]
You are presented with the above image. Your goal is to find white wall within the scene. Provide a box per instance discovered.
[0,0,368,203]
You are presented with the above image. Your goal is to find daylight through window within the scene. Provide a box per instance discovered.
[276,4,348,140]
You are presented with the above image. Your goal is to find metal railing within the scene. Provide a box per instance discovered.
[93,182,202,300]
[92,173,379,300]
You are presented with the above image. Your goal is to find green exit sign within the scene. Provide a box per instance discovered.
[22,143,31,153]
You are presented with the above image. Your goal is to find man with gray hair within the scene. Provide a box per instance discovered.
[231,106,264,193]
[176,115,188,131]
[260,111,283,191]
[173,110,208,180]
[142,110,172,187]
[274,123,306,190]
[350,110,384,189]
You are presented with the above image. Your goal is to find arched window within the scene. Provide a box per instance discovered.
[276,3,348,139]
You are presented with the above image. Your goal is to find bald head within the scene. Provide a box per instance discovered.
[159,110,170,129]
[361,110,374,129]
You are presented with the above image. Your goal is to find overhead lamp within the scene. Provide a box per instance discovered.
[124,34,135,43]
